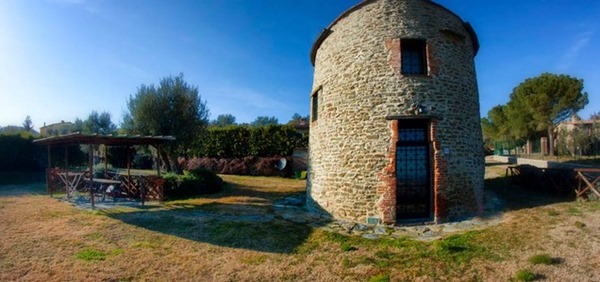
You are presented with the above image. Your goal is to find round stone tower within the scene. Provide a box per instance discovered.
[307,0,484,224]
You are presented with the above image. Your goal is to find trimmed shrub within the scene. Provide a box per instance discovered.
[188,168,224,193]
[186,157,216,172]
[184,156,292,177]
[216,158,228,174]
[255,157,281,176]
[162,169,223,199]
[220,158,246,175]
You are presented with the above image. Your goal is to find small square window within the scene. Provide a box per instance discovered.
[401,39,427,75]
[311,89,320,122]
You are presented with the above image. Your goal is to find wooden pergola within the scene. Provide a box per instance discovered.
[33,133,175,209]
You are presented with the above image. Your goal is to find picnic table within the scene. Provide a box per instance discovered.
[574,168,600,200]
[82,177,124,202]
[54,171,87,199]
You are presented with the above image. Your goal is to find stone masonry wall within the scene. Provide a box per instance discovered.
[307,0,484,224]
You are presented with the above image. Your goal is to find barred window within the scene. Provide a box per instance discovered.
[401,39,427,75]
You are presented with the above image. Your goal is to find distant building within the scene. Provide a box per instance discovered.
[292,118,309,136]
[557,115,598,132]
[40,121,73,136]
[556,115,600,155]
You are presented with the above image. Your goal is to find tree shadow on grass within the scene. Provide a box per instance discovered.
[484,175,575,217]
[0,172,46,197]
[107,202,328,254]
[107,181,331,254]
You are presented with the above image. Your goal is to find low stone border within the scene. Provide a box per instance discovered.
[274,194,503,241]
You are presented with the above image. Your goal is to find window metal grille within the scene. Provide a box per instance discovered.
[401,39,427,75]
[395,120,431,220]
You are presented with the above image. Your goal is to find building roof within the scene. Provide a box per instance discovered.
[33,133,175,146]
[310,0,479,66]
[39,121,73,130]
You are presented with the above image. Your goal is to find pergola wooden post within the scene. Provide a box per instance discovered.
[89,144,95,209]
[156,144,162,177]
[47,145,52,197]
[156,144,162,203]
[65,146,70,200]
[104,145,108,172]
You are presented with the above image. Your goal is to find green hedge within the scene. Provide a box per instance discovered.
[0,135,45,171]
[0,135,97,171]
[192,125,307,158]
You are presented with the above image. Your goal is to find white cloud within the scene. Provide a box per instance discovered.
[557,29,595,71]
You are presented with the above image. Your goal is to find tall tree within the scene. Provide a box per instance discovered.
[482,105,512,143]
[22,116,33,132]
[506,73,588,155]
[211,114,236,127]
[71,118,84,133]
[593,121,600,154]
[122,73,209,173]
[252,116,278,127]
[83,111,116,135]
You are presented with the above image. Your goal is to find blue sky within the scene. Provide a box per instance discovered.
[0,0,598,131]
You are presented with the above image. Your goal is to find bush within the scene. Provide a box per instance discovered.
[162,169,223,199]
[184,156,292,177]
[191,168,224,191]
[255,156,282,176]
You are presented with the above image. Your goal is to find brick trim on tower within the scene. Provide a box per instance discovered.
[430,119,448,222]
[378,118,450,224]
[377,120,398,224]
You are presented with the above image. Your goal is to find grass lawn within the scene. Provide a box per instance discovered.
[1,167,600,281]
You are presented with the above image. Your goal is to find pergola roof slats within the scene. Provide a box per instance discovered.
[33,133,175,146]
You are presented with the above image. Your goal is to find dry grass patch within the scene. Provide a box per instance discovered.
[1,170,600,281]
